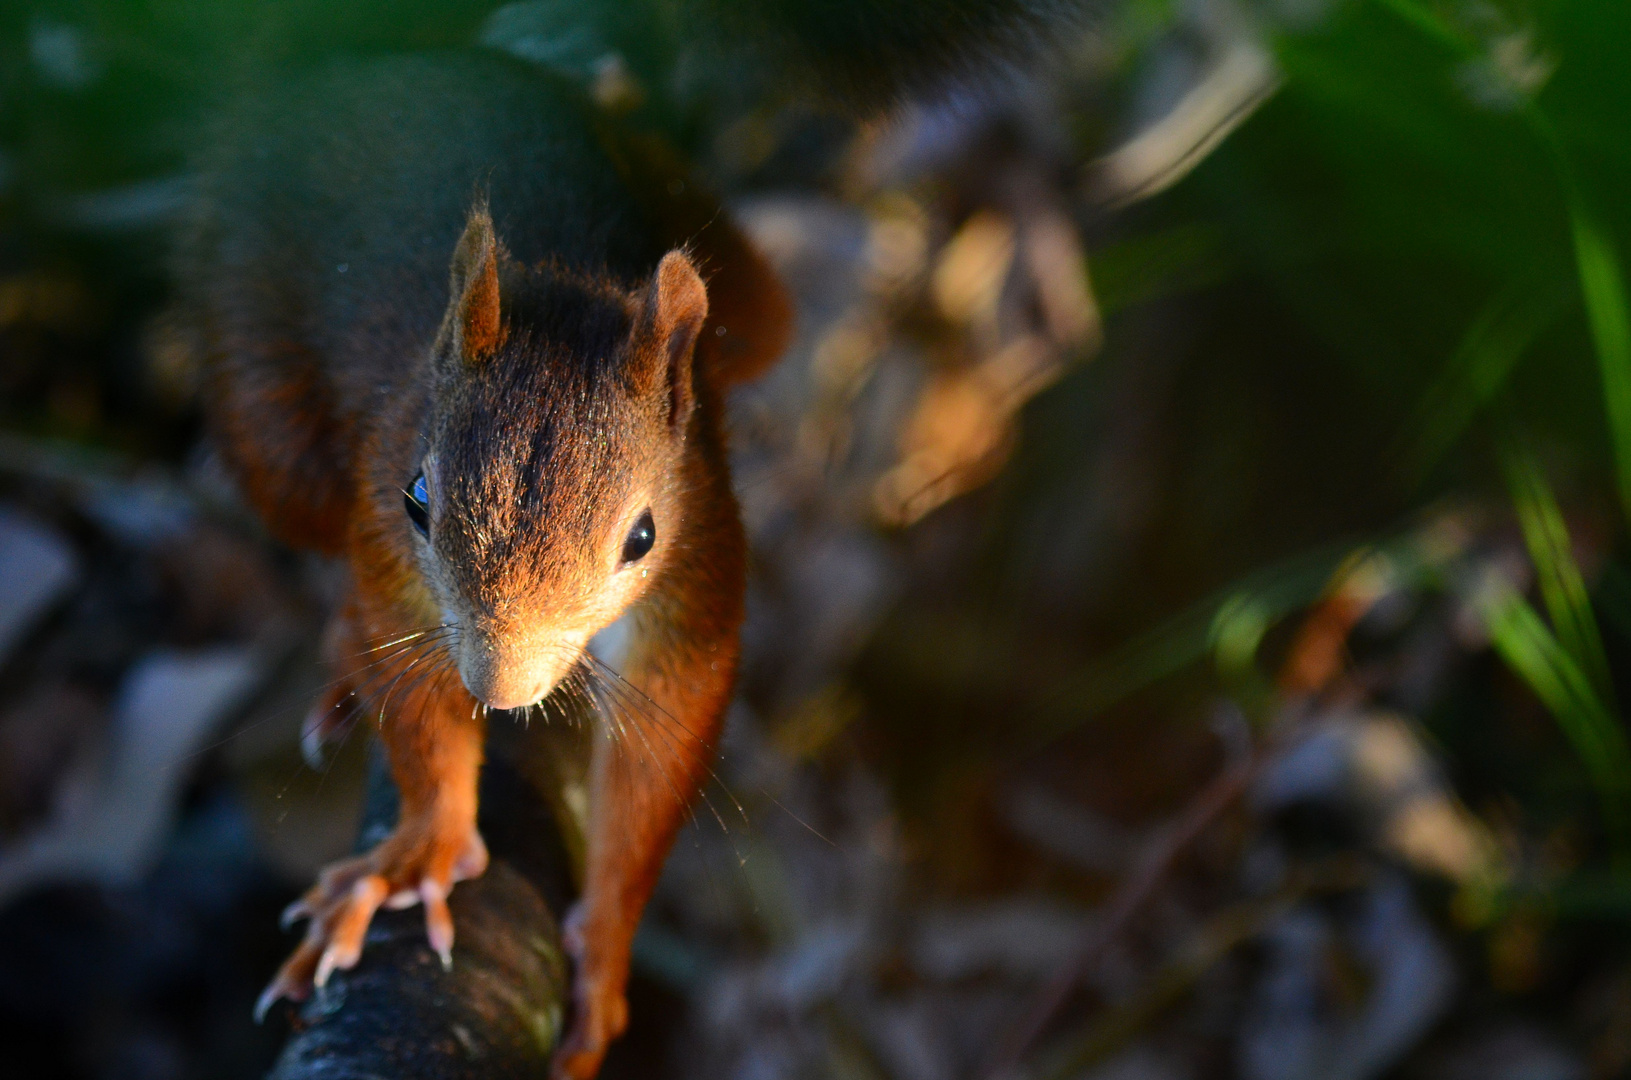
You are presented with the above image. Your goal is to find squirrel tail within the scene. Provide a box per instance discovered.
[674,0,1095,112]
[492,0,1098,117]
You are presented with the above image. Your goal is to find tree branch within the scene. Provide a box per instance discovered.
[268,718,586,1080]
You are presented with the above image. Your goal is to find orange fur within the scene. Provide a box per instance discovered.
[184,55,789,1079]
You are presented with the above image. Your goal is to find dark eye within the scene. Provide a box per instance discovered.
[404,470,430,537]
[621,509,655,565]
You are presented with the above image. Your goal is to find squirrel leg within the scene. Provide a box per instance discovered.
[552,580,743,1078]
[258,665,488,1019]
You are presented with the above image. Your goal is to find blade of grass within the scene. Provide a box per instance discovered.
[1593,561,1631,645]
[1502,442,1616,705]
[1090,223,1235,318]
[1210,590,1274,718]
[1397,279,1566,489]
[1564,193,1631,524]
[1372,0,1631,524]
[1371,0,1467,55]
[1027,544,1347,746]
[1479,581,1631,859]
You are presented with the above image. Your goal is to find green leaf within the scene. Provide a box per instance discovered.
[1502,443,1616,705]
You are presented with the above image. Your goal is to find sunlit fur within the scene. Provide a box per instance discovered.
[419,243,705,708]
[179,49,789,1079]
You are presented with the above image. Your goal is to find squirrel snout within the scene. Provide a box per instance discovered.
[456,635,578,710]
[466,680,546,711]
[459,659,546,710]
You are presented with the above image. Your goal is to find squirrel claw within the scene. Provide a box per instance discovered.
[420,878,455,969]
[451,832,489,881]
[313,948,337,989]
[299,682,354,768]
[252,981,284,1024]
[299,724,327,769]
[312,875,389,988]
[264,824,486,1010]
[254,942,319,1023]
[280,898,311,930]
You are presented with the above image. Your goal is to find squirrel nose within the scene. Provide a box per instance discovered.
[459,660,544,710]
[457,633,575,710]
[470,683,544,710]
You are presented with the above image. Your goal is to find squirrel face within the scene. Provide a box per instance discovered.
[409,209,708,710]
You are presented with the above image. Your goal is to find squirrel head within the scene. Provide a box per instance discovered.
[408,207,708,709]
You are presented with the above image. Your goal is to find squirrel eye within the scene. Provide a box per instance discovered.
[621,509,655,565]
[404,471,430,537]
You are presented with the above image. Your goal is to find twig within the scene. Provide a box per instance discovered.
[986,563,1384,1079]
[1027,857,1368,1080]
[983,722,1258,1080]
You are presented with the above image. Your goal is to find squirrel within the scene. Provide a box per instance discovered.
[177,4,1082,1077]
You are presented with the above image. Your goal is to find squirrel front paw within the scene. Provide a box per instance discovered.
[254,817,488,1020]
[550,905,631,1080]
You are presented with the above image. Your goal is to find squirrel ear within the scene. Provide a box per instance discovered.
[447,208,506,363]
[638,251,709,431]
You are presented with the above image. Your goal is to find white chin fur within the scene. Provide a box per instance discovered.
[588,611,635,671]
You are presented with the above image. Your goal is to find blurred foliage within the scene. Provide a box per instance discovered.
[856,0,1631,910]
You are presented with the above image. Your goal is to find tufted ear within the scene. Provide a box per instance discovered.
[445,207,506,364]
[635,251,709,431]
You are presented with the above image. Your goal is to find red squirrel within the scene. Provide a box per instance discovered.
[179,3,1078,1074]
[181,52,788,1078]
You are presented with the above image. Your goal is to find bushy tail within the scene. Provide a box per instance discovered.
[482,0,1095,117]
[673,0,1094,112]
